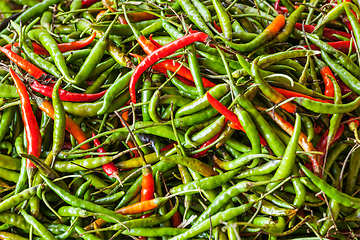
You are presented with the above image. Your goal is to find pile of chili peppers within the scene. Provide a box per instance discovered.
[1,0,360,238]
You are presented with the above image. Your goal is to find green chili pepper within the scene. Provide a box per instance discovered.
[73,17,118,86]
[28,29,73,82]
[300,164,360,208]
[267,113,301,191]
[41,175,130,223]
[177,0,213,36]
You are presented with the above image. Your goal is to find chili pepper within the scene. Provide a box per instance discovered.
[40,10,52,33]
[213,21,222,33]
[9,22,62,80]
[348,117,360,142]
[86,161,176,229]
[0,106,15,143]
[272,87,332,103]
[313,57,335,97]
[171,203,252,240]
[30,80,106,102]
[72,17,117,86]
[4,38,96,56]
[0,46,46,79]
[300,41,355,53]
[51,78,65,161]
[93,191,125,205]
[212,0,232,39]
[160,156,217,177]
[216,15,285,52]
[191,129,223,159]
[316,125,344,163]
[20,209,56,240]
[28,29,73,83]
[9,68,42,183]
[256,106,321,175]
[294,23,352,41]
[177,0,213,36]
[0,0,62,35]
[0,212,33,234]
[32,95,90,150]
[344,3,360,53]
[129,32,211,103]
[0,185,44,213]
[82,0,99,7]
[97,70,134,114]
[345,148,360,195]
[92,132,120,180]
[115,197,167,215]
[63,0,82,23]
[267,114,301,191]
[41,175,130,222]
[252,57,297,113]
[125,12,214,94]
[140,165,155,222]
[300,163,360,208]
[273,5,306,45]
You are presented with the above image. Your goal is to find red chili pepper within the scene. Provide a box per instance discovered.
[160,142,177,152]
[313,57,335,97]
[118,16,128,25]
[272,87,333,103]
[206,92,268,146]
[294,23,352,41]
[213,21,222,33]
[191,129,224,158]
[4,33,96,55]
[170,207,182,228]
[314,123,322,135]
[206,92,245,131]
[149,35,163,48]
[149,35,182,59]
[274,0,284,14]
[56,32,97,52]
[123,12,157,22]
[30,80,106,102]
[62,141,73,150]
[299,41,356,54]
[126,141,140,158]
[139,35,215,87]
[316,125,345,166]
[304,162,313,171]
[0,46,45,79]
[130,32,212,103]
[129,53,214,88]
[336,78,352,95]
[92,133,120,179]
[82,0,100,8]
[9,69,41,172]
[176,75,196,87]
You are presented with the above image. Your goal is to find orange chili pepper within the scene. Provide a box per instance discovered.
[33,96,90,150]
[116,197,167,215]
